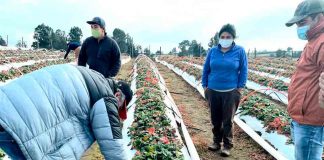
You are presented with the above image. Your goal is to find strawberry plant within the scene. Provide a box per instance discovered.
[239,90,291,136]
[0,59,72,82]
[128,57,184,160]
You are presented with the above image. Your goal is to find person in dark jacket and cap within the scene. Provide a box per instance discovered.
[78,17,122,78]
[0,64,133,160]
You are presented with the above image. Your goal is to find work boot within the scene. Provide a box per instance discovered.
[208,143,221,151]
[220,148,231,157]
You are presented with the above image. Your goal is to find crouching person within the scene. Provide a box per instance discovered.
[0,64,133,160]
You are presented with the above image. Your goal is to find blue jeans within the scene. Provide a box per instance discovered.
[0,131,25,160]
[291,120,324,160]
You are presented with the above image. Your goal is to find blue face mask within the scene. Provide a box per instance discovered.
[297,25,310,40]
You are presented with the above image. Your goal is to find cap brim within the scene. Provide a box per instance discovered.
[86,21,98,25]
[285,15,307,27]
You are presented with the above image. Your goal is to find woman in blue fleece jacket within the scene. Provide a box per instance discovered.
[202,24,248,157]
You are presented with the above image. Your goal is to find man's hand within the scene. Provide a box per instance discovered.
[319,72,324,108]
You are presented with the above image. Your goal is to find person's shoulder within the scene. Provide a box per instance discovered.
[105,36,118,44]
[314,33,324,49]
[210,46,218,52]
[84,37,95,43]
[233,44,245,51]
[105,36,120,49]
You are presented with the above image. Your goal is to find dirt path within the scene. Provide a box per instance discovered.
[156,62,274,160]
[81,60,133,160]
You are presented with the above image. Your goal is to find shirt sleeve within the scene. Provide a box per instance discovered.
[78,40,87,66]
[238,49,248,88]
[202,49,212,88]
[316,43,324,72]
[107,41,121,77]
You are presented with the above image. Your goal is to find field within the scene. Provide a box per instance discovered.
[0,50,308,160]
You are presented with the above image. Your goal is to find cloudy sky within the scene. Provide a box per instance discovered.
[0,0,307,53]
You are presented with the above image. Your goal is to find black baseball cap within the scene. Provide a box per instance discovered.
[117,81,133,106]
[286,0,324,27]
[87,17,106,29]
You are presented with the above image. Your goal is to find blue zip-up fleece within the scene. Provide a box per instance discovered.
[202,44,248,90]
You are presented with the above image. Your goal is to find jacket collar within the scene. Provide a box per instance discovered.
[307,17,324,40]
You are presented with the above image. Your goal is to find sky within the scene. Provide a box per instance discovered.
[0,0,307,53]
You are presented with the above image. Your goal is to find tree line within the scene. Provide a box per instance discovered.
[0,24,141,58]
[169,32,219,57]
[31,24,82,50]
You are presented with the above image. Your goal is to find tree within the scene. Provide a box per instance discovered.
[189,40,200,57]
[156,50,161,55]
[32,23,54,49]
[0,36,6,46]
[178,40,190,56]
[208,32,219,49]
[16,40,27,48]
[287,47,293,57]
[133,45,142,57]
[68,27,82,43]
[53,29,67,50]
[125,34,134,57]
[144,48,151,56]
[113,28,127,53]
[276,49,286,57]
[170,47,177,55]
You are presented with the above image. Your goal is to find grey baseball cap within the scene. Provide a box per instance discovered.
[87,17,106,29]
[286,0,324,27]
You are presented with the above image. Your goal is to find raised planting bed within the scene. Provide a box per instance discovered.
[122,55,200,160]
[248,63,294,78]
[248,72,289,92]
[0,59,72,82]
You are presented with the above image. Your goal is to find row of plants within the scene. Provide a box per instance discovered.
[0,59,72,82]
[159,56,289,92]
[181,56,204,66]
[248,72,289,92]
[249,58,296,71]
[159,56,202,80]
[128,56,184,160]
[249,63,294,78]
[250,57,297,66]
[0,54,65,65]
[239,89,291,140]
[0,50,64,56]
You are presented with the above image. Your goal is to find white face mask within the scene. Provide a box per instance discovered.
[219,39,233,48]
